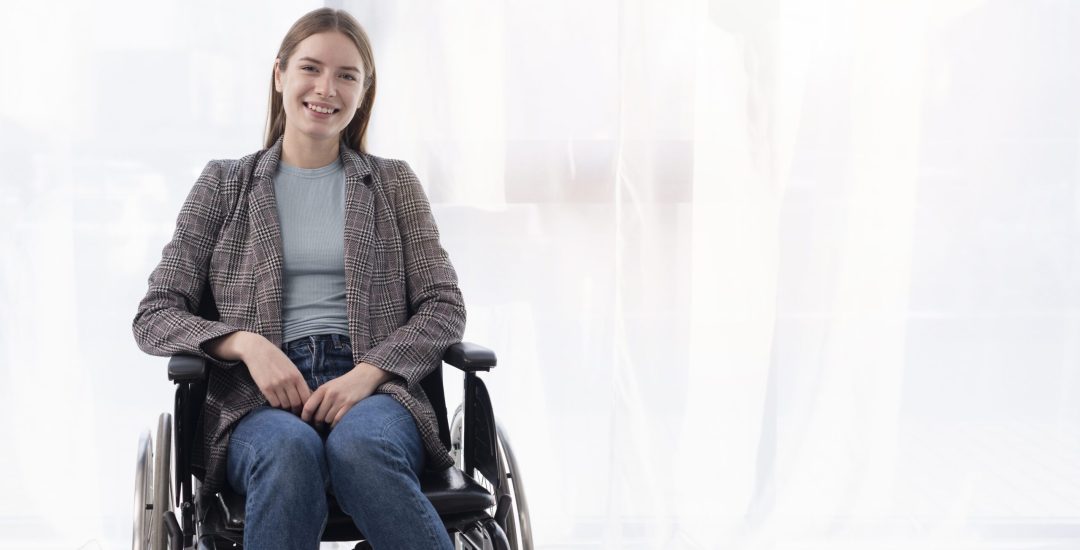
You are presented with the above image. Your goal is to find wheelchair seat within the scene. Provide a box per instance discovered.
[202,462,497,535]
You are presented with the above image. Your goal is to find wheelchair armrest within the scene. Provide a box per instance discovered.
[442,342,497,372]
[170,343,495,379]
[168,354,208,383]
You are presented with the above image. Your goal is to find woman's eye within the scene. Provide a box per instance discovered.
[341,74,356,81]
[301,66,317,72]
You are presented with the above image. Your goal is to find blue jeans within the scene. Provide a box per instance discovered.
[226,334,454,550]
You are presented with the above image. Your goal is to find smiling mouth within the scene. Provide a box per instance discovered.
[304,102,339,115]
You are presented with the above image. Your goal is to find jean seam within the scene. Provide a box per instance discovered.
[227,436,254,494]
[378,413,445,548]
[377,412,414,441]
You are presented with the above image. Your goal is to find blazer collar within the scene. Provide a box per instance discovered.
[254,135,374,183]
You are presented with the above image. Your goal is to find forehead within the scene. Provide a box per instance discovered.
[291,31,363,69]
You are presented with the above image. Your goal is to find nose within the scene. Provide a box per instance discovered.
[315,71,336,98]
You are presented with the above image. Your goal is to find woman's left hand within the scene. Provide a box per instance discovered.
[301,362,396,428]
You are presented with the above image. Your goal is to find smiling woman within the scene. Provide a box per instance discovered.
[132,7,464,550]
[264,10,377,168]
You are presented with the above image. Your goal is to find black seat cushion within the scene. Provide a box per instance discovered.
[421,464,496,515]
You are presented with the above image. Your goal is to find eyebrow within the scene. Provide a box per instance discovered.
[297,56,361,73]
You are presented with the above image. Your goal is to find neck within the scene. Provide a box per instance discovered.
[280,131,340,168]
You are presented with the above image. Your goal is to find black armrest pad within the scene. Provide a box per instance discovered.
[171,343,496,379]
[442,342,497,372]
[169,354,208,383]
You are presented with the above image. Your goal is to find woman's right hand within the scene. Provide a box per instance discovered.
[206,331,311,414]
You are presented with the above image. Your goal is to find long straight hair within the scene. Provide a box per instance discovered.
[264,8,377,153]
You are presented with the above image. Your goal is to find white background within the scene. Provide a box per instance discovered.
[0,0,1078,548]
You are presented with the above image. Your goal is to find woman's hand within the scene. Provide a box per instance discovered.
[301,362,396,428]
[207,331,311,414]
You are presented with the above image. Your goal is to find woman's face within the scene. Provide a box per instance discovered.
[274,31,366,147]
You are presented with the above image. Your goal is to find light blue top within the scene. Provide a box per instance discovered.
[273,158,350,344]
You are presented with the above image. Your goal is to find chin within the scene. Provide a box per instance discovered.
[295,127,342,142]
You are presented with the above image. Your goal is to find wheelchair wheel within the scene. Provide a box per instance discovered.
[450,403,465,468]
[449,405,533,550]
[152,413,174,550]
[495,423,532,550]
[132,414,174,550]
[132,430,152,550]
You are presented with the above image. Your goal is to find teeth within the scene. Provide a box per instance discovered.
[306,103,335,114]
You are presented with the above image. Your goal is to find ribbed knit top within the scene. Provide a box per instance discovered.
[273,158,350,344]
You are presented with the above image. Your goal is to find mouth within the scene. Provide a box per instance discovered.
[303,102,340,115]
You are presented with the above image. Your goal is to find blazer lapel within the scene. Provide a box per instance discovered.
[250,139,287,346]
[340,147,376,354]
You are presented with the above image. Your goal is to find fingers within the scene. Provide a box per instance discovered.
[266,378,303,412]
[297,378,312,403]
[272,388,289,410]
[283,383,305,415]
[324,400,347,428]
[264,389,282,409]
[314,391,337,425]
[330,404,350,428]
[247,342,312,412]
[301,387,323,423]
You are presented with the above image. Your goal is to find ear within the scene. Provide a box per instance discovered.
[273,59,283,93]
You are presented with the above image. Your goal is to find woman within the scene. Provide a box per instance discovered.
[132,8,464,550]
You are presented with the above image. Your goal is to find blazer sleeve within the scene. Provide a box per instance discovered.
[132,160,243,368]
[359,160,467,390]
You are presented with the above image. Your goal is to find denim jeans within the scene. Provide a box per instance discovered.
[226,334,454,550]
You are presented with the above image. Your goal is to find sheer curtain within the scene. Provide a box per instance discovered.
[0,0,1077,548]
[348,0,1080,548]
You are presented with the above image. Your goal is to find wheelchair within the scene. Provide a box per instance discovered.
[132,294,532,549]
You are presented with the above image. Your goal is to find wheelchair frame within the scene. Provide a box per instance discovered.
[132,340,531,550]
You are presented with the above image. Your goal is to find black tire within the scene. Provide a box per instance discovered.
[495,424,532,550]
[151,413,173,550]
[132,430,153,550]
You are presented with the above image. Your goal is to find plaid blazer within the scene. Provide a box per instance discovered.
[133,137,466,497]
